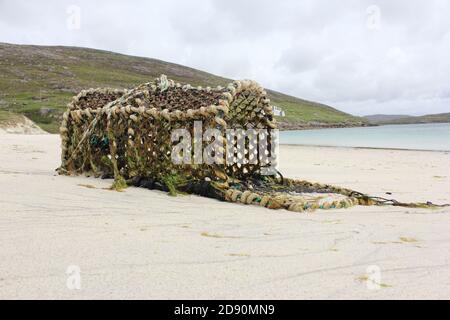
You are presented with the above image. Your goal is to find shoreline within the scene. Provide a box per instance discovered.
[277,121,450,132]
[280,143,450,153]
[277,122,373,131]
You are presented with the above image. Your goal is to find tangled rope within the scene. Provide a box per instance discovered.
[348,191,450,209]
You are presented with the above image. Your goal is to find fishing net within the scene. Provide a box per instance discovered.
[58,75,446,212]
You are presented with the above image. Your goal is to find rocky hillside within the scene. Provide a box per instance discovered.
[0,42,367,132]
[364,113,450,125]
[364,114,412,123]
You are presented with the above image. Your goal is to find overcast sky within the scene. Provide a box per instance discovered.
[1,0,449,116]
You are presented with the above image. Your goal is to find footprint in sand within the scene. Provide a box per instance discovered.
[356,275,392,288]
[322,219,341,225]
[226,253,250,257]
[399,237,419,243]
[372,237,419,245]
[201,232,241,239]
[78,184,96,189]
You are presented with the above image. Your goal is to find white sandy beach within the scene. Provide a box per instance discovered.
[1,133,449,299]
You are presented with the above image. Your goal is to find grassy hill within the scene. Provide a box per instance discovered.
[0,42,366,132]
[364,113,450,125]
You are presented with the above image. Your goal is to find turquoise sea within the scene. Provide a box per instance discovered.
[279,123,450,151]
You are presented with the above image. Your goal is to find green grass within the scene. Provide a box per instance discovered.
[1,91,73,133]
[0,42,366,132]
[36,122,60,133]
[272,99,357,123]
[0,110,21,123]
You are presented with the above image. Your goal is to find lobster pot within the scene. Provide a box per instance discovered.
[59,76,277,183]
[59,76,440,212]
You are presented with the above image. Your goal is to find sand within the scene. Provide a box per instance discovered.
[0,134,449,299]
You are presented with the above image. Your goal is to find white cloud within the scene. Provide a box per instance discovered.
[0,0,449,115]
